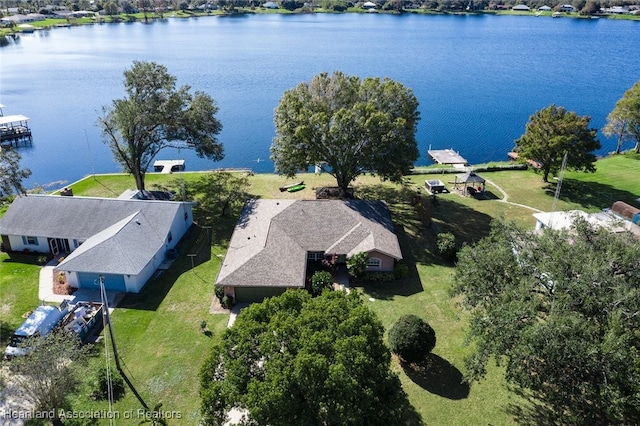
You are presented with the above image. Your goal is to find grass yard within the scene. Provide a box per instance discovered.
[1,154,638,424]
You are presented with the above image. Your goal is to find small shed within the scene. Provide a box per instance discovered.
[453,171,485,196]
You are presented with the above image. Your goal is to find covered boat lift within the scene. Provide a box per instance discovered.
[0,110,32,146]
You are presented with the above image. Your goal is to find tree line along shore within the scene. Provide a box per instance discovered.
[2,0,639,37]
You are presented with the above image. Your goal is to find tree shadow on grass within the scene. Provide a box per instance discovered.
[2,252,43,265]
[545,178,640,210]
[504,387,563,426]
[476,190,500,200]
[355,182,414,205]
[400,353,470,400]
[397,396,425,426]
[431,198,494,246]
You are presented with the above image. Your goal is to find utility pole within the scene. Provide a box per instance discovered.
[99,276,150,411]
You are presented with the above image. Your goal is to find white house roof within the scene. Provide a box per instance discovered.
[216,199,402,288]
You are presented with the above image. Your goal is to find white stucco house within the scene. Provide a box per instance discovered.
[215,199,403,302]
[0,194,194,293]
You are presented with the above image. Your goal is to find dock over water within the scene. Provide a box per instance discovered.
[0,114,32,147]
[428,149,468,167]
[153,159,185,173]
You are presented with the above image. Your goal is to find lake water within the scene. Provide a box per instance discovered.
[1,14,639,189]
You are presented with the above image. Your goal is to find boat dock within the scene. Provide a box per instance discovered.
[153,159,185,173]
[507,151,541,169]
[427,149,468,167]
[0,105,32,147]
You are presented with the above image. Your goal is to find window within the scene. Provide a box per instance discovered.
[184,212,189,221]
[22,236,38,246]
[367,257,382,268]
[307,252,325,261]
[167,231,173,243]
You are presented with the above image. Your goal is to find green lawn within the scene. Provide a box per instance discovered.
[1,154,638,424]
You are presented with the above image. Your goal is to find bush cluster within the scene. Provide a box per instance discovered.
[393,263,409,279]
[311,270,334,296]
[90,366,125,401]
[436,232,458,262]
[388,314,436,363]
[365,271,396,282]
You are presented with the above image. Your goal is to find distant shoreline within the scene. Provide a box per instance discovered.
[2,7,639,37]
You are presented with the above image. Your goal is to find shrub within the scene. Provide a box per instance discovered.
[388,314,436,363]
[311,270,334,296]
[90,366,125,401]
[347,252,369,279]
[221,295,234,309]
[394,263,409,279]
[214,285,224,302]
[365,272,396,282]
[436,232,458,262]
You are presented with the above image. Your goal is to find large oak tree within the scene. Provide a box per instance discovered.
[452,219,640,425]
[603,79,640,154]
[98,61,223,191]
[200,290,409,425]
[0,147,31,198]
[271,71,420,197]
[514,104,600,182]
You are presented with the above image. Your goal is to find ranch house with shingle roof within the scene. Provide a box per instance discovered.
[0,194,193,293]
[216,199,402,302]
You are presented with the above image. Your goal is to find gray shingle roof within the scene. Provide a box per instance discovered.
[0,194,184,240]
[57,211,164,275]
[216,199,402,289]
[0,194,191,276]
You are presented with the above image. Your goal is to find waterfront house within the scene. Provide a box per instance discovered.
[0,14,35,24]
[512,4,530,11]
[215,199,402,303]
[0,194,193,293]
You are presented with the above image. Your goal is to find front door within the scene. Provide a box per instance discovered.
[49,238,59,256]
[48,238,71,256]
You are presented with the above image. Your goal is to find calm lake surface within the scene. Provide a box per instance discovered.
[1,14,639,188]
